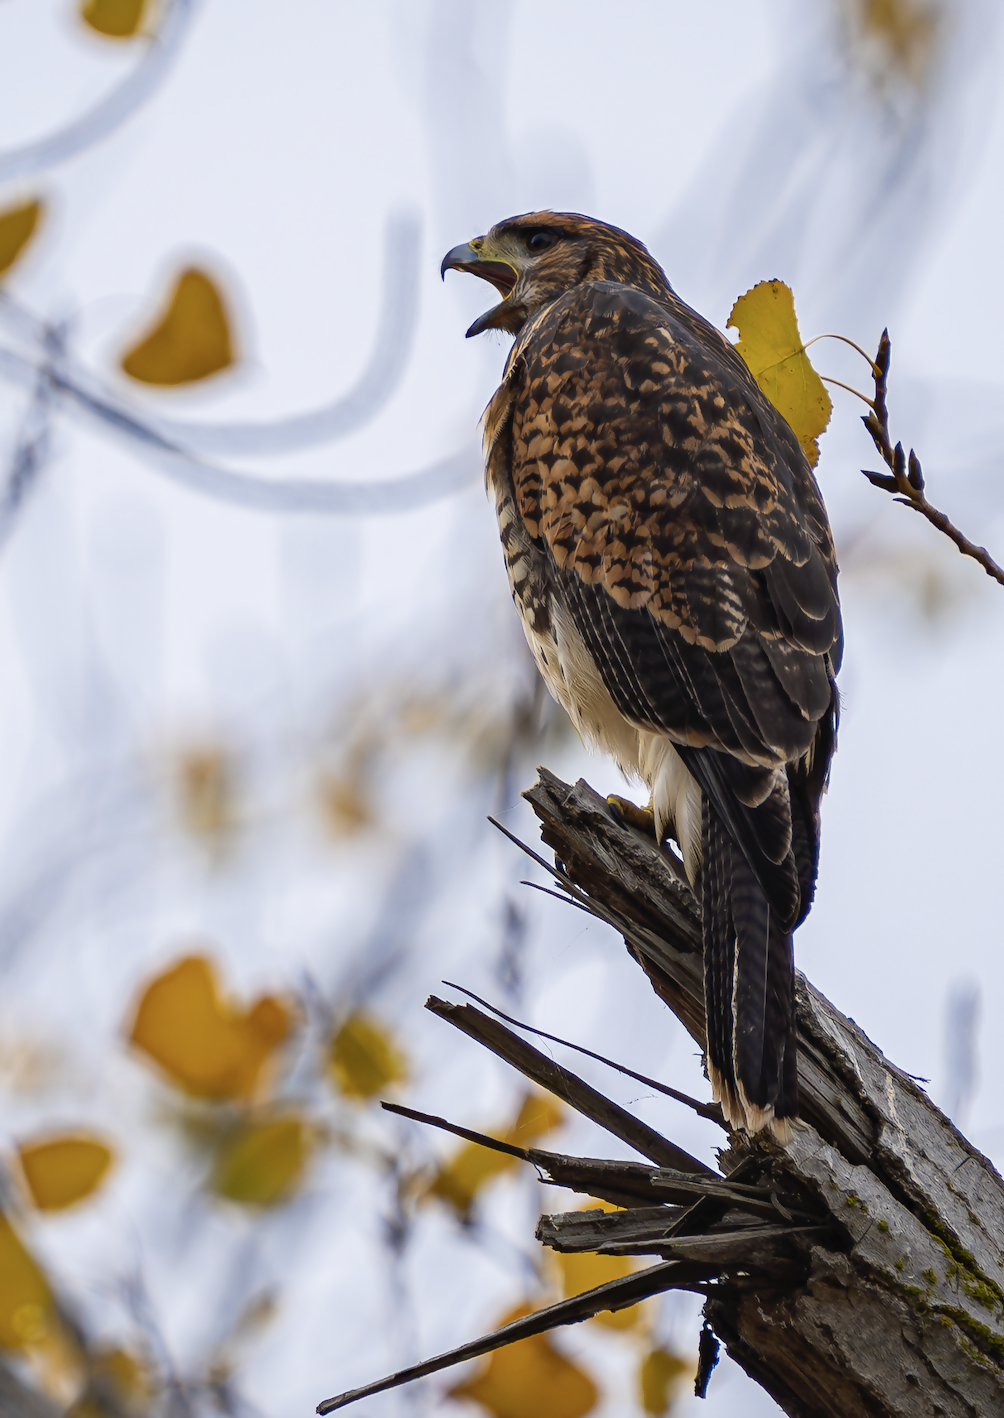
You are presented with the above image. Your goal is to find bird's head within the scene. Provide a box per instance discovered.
[441,211,671,338]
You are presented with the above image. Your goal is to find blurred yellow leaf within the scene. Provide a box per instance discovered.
[553,1199,643,1330]
[211,1115,308,1206]
[129,954,291,1100]
[81,0,147,37]
[449,1304,596,1418]
[556,1250,638,1330]
[428,1092,563,1217]
[121,269,234,385]
[318,771,374,840]
[0,1213,53,1350]
[69,1346,153,1418]
[506,1091,563,1147]
[842,0,941,92]
[175,747,235,847]
[328,1012,407,1100]
[728,280,832,467]
[426,1136,509,1216]
[639,1346,692,1415]
[18,1135,114,1212]
[0,199,43,280]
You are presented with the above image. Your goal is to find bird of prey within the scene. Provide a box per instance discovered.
[442,213,841,1135]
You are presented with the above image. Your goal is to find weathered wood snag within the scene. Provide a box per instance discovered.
[317,770,1004,1418]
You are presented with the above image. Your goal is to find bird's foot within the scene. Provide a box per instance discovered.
[605,794,658,839]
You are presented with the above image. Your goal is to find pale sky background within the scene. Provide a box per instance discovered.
[1,3,1003,1416]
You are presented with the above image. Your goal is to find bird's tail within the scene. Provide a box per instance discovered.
[702,796,797,1137]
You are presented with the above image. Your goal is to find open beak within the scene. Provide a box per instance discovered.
[440,242,518,296]
[441,240,521,337]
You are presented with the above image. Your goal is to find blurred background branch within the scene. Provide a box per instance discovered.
[0,0,195,184]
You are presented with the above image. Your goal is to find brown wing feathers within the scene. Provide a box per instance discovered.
[515,279,839,1126]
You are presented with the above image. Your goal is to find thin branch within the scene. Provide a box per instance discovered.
[316,1260,717,1414]
[861,329,1004,588]
[381,1101,532,1161]
[519,878,596,914]
[0,0,195,184]
[18,212,422,457]
[487,816,622,925]
[425,995,715,1175]
[440,979,725,1127]
[0,342,479,516]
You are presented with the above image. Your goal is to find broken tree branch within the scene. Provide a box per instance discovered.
[440,979,726,1125]
[317,770,1004,1417]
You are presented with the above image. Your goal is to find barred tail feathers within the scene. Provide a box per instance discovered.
[701,796,797,1137]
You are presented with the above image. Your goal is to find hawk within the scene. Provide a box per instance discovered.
[442,213,841,1135]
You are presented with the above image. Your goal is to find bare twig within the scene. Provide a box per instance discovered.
[441,978,726,1126]
[424,995,714,1175]
[316,1259,719,1414]
[861,329,1004,587]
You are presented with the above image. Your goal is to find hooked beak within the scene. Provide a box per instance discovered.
[441,240,521,337]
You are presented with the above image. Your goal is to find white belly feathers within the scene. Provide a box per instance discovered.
[515,583,703,885]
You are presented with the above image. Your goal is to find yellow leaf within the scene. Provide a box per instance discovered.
[427,1091,563,1217]
[727,280,832,467]
[18,1135,114,1212]
[507,1092,563,1143]
[426,1137,509,1216]
[175,747,236,847]
[211,1115,309,1206]
[0,1213,53,1350]
[638,1346,692,1415]
[121,269,234,386]
[81,0,147,37]
[556,1249,639,1330]
[449,1304,596,1418]
[129,954,291,1100]
[328,1012,407,1101]
[0,200,43,281]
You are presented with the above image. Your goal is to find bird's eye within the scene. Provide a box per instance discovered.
[526,231,556,253]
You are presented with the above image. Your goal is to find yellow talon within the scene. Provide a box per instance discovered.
[605,794,657,839]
